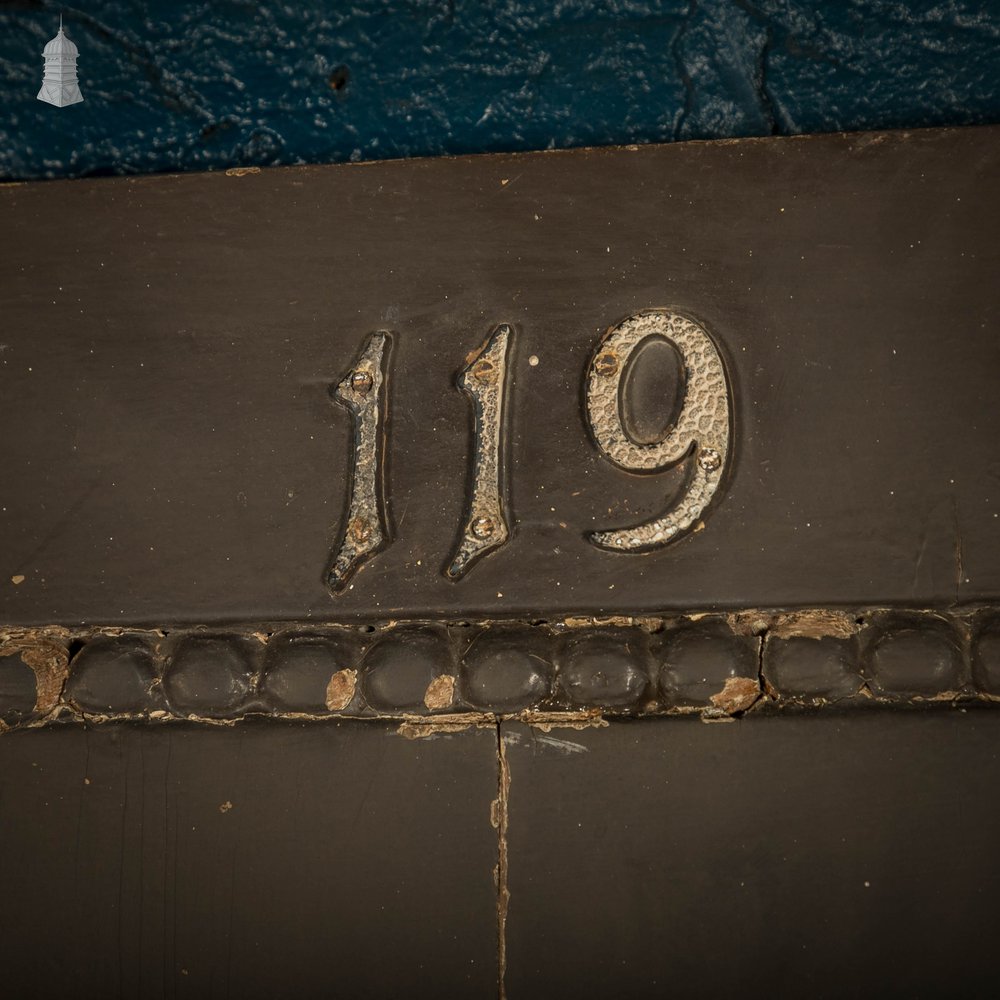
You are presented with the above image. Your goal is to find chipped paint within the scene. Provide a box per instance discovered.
[396,712,494,740]
[0,638,69,715]
[423,673,455,711]
[562,615,661,631]
[324,668,357,711]
[769,609,858,640]
[726,611,773,636]
[518,709,608,732]
[709,676,760,714]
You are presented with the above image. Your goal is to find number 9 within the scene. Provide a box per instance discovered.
[585,309,733,551]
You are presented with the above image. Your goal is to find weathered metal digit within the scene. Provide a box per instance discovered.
[585,309,732,551]
[327,330,393,591]
[446,323,513,579]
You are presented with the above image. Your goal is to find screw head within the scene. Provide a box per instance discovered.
[351,370,374,394]
[349,517,372,543]
[594,352,619,377]
[472,359,495,382]
[470,515,495,539]
[698,448,722,472]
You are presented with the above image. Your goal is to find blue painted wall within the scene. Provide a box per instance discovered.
[2,1,998,180]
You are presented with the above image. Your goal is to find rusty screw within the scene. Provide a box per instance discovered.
[698,448,722,472]
[472,359,495,383]
[351,370,374,394]
[594,352,619,377]
[349,517,373,543]
[470,515,495,540]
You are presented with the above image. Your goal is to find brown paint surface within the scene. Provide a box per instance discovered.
[0,128,997,624]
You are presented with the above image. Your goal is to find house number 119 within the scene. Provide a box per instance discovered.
[326,309,732,593]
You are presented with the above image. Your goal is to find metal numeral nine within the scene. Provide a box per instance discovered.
[585,309,731,551]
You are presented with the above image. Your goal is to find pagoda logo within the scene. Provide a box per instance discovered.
[37,16,84,108]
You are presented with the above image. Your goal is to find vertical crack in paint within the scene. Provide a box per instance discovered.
[492,722,511,999]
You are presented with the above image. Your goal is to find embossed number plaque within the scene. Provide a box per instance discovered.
[327,310,732,590]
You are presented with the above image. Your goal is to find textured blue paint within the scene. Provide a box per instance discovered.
[1,1,998,180]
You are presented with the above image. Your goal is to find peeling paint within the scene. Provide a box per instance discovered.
[727,611,774,636]
[926,689,963,702]
[396,712,493,740]
[769,609,858,640]
[562,615,661,631]
[423,674,455,711]
[0,638,69,715]
[518,709,608,732]
[709,676,760,714]
[324,668,357,711]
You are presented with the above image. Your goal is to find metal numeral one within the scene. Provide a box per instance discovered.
[585,309,732,551]
[327,331,393,592]
[446,323,513,579]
